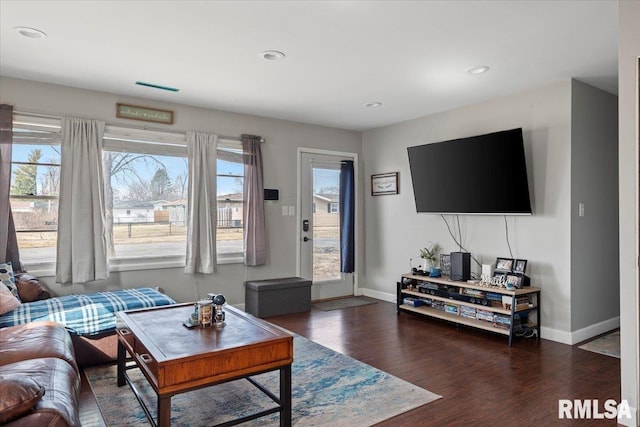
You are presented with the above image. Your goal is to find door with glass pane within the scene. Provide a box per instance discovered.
[299,152,354,300]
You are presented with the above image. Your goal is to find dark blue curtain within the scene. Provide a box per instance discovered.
[339,160,354,273]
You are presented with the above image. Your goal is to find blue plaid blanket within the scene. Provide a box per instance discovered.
[0,287,175,336]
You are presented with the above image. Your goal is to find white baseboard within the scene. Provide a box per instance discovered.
[570,316,620,345]
[361,288,396,303]
[232,303,246,312]
[539,327,573,344]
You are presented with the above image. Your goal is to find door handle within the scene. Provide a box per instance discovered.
[303,236,312,242]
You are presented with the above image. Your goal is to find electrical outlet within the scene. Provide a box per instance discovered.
[282,206,288,216]
[578,203,584,217]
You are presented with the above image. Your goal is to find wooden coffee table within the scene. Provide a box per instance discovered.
[116,303,293,427]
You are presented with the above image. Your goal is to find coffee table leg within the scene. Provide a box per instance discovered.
[280,364,292,427]
[158,395,171,427]
[117,339,126,387]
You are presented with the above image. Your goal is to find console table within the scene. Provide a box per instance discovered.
[398,273,541,346]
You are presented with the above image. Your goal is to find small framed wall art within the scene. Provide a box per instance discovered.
[116,103,174,124]
[371,172,398,196]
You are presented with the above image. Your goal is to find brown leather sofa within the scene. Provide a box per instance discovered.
[0,320,80,426]
[6,273,118,367]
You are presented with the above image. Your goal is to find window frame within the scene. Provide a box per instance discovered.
[10,115,246,275]
[9,115,62,276]
[103,128,246,268]
[215,140,245,264]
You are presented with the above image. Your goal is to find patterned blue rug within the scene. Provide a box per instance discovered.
[578,330,620,358]
[86,334,440,426]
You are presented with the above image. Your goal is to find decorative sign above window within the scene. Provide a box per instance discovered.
[116,103,174,124]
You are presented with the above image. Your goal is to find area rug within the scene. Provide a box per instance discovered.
[578,330,620,358]
[86,334,440,426]
[313,296,377,311]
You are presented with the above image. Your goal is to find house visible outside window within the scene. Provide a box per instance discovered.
[102,127,189,265]
[329,202,339,213]
[216,141,244,261]
[9,116,61,270]
[103,130,244,266]
[10,115,244,273]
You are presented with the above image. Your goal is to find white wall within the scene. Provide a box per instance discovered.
[362,81,574,340]
[570,79,619,333]
[0,77,362,305]
[618,0,639,425]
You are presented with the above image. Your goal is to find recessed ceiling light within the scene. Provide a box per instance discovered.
[365,102,382,108]
[467,66,490,75]
[260,50,286,61]
[13,26,47,39]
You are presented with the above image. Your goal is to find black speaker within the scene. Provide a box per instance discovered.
[450,252,470,281]
[264,189,279,200]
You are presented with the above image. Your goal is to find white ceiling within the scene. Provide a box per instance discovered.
[0,1,618,131]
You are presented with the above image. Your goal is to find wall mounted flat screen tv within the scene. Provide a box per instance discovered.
[407,128,532,215]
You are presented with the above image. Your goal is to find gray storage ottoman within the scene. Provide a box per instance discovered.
[245,277,312,317]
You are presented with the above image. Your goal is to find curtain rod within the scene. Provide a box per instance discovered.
[13,109,264,143]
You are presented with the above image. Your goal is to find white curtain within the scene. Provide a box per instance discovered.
[185,132,218,274]
[56,117,108,283]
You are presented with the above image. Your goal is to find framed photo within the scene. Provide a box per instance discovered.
[371,172,398,196]
[495,257,514,272]
[514,259,528,274]
[440,254,451,277]
[492,272,507,286]
[506,274,523,288]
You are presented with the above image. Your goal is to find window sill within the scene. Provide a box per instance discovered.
[23,253,245,277]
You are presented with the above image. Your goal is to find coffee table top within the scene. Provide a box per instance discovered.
[116,303,293,364]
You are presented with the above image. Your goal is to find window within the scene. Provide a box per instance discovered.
[9,114,244,272]
[9,116,61,269]
[102,127,189,263]
[329,202,339,213]
[102,129,244,266]
[216,141,244,260]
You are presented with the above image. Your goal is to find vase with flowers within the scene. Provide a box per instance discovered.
[419,242,441,271]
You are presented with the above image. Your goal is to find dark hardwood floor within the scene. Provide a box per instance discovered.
[80,299,621,426]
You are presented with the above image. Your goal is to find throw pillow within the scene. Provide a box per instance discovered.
[0,262,20,301]
[16,274,53,302]
[0,283,21,315]
[0,376,45,424]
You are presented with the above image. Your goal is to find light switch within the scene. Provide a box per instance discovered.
[282,206,288,216]
[288,206,295,216]
[578,203,584,217]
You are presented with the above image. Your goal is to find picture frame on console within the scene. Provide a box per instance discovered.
[514,259,528,274]
[506,274,523,288]
[492,272,507,286]
[495,257,514,272]
[440,254,451,277]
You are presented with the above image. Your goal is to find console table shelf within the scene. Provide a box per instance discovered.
[397,273,541,346]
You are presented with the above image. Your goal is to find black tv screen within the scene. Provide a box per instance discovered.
[407,128,532,215]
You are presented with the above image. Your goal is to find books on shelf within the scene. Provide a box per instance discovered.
[460,305,477,319]
[476,309,494,322]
